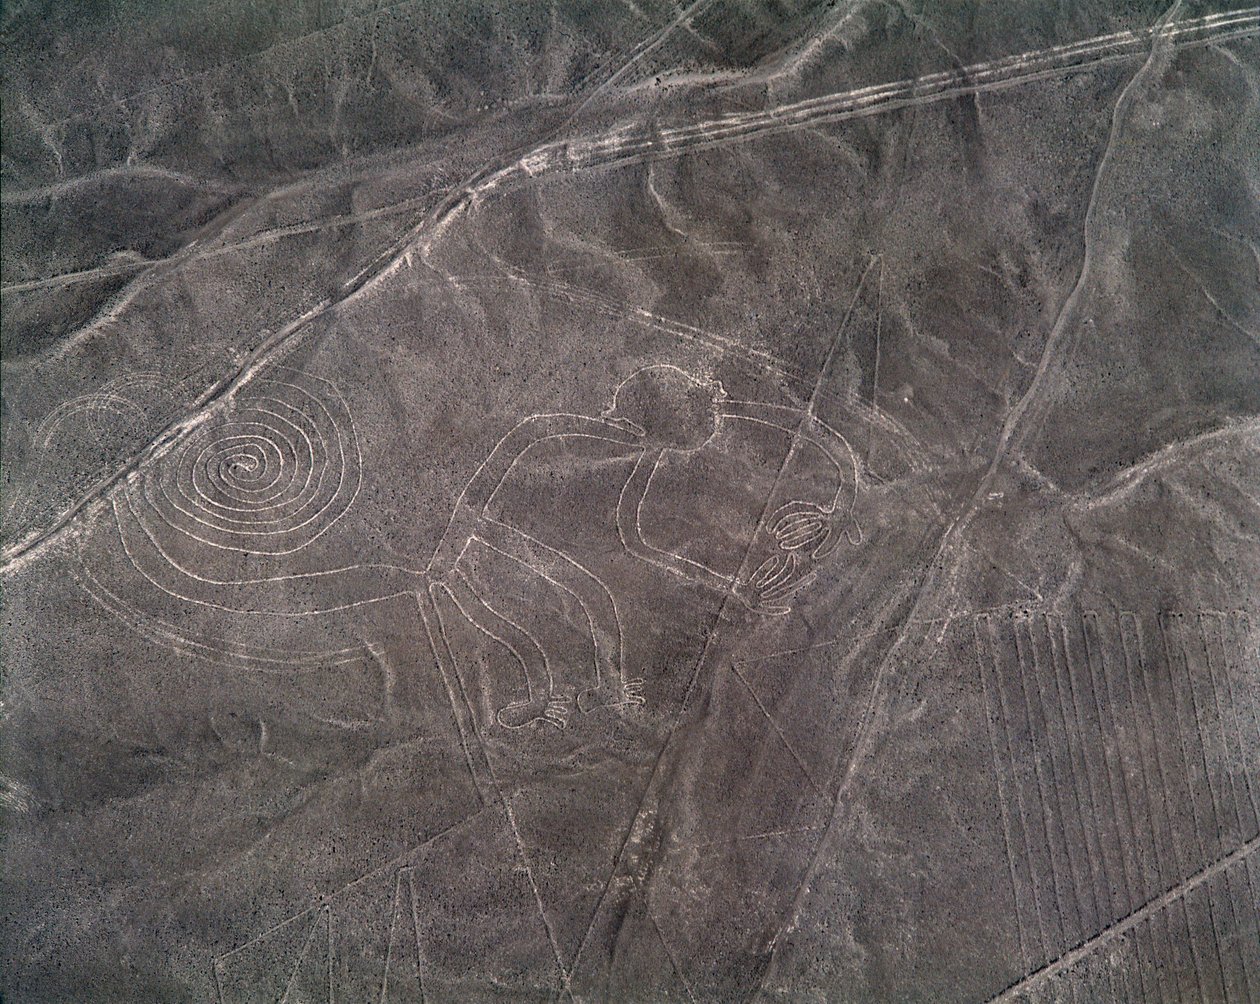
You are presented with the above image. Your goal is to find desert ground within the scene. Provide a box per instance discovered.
[2,1,1258,1001]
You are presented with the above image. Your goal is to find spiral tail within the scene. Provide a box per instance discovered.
[136,367,361,556]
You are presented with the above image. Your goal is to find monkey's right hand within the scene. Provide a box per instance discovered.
[768,501,837,558]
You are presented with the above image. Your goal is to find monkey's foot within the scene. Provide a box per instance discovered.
[578,678,646,713]
[496,694,571,730]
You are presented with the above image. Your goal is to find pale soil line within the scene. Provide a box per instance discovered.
[750,7,1196,997]
[5,8,1250,576]
[985,836,1260,1003]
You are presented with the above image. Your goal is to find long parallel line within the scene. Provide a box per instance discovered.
[1083,610,1160,1002]
[546,10,1260,176]
[1173,613,1238,997]
[1085,612,1146,902]
[986,616,1053,966]
[1247,852,1260,981]
[1012,618,1070,954]
[1222,611,1260,1002]
[1209,613,1260,999]
[1176,615,1230,864]
[1211,615,1259,832]
[975,617,1034,976]
[15,10,1256,309]
[1214,867,1254,1003]
[1063,614,1123,927]
[1117,935,1143,1004]
[986,836,1260,1003]
[1222,614,1260,829]
[1053,615,1122,943]
[1131,613,1197,1004]
[1194,614,1258,1000]
[1078,611,1137,923]
[1119,612,1184,1004]
[1109,614,1164,1004]
[1026,616,1089,947]
[1041,615,1106,942]
[1158,614,1227,999]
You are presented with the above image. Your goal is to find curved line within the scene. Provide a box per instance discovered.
[157,384,335,532]
[132,373,363,554]
[436,575,551,701]
[121,490,426,585]
[76,563,365,670]
[615,448,732,590]
[166,400,320,524]
[720,406,861,521]
[472,527,622,693]
[429,412,642,571]
[637,457,735,583]
[113,493,422,617]
[37,392,145,447]
[175,412,308,518]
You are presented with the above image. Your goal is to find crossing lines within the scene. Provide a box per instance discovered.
[975,610,1259,1002]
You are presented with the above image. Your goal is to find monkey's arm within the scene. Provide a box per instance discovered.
[615,449,734,593]
[428,413,641,576]
[437,569,569,729]
[718,401,857,515]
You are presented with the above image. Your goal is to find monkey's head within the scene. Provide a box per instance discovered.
[603,365,726,451]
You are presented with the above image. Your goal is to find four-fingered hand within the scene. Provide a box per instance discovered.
[499,680,647,730]
[732,500,841,615]
[496,693,572,730]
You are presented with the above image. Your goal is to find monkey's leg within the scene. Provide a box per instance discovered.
[438,570,571,730]
[470,522,642,712]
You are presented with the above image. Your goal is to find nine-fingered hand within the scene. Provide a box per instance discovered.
[732,500,840,615]
[578,677,646,713]
[496,693,572,730]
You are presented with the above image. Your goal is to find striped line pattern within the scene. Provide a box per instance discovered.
[975,611,1260,1003]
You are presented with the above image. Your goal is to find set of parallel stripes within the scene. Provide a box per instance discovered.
[974,611,1260,1002]
[1021,851,1259,1004]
